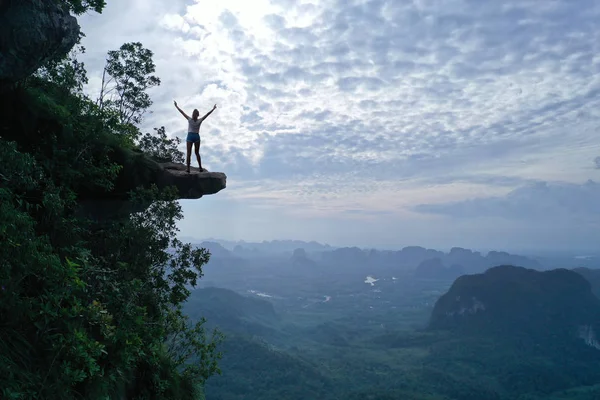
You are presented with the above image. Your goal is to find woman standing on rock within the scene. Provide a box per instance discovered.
[173,100,217,173]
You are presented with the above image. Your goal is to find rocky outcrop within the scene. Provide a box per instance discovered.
[578,324,600,350]
[0,0,80,88]
[77,149,226,220]
[0,74,226,220]
[428,265,600,345]
[156,162,226,199]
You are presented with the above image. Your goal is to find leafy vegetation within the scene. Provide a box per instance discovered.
[184,263,600,400]
[5,3,600,399]
[0,23,220,400]
[138,126,184,164]
[58,0,107,16]
[98,41,161,129]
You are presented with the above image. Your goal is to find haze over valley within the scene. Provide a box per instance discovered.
[177,238,600,400]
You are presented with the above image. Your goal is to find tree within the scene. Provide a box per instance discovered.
[58,0,107,15]
[138,126,185,164]
[79,185,224,399]
[34,43,89,97]
[97,42,161,128]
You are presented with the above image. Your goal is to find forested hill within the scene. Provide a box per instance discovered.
[429,265,600,340]
[183,287,280,338]
[194,266,600,400]
[0,1,226,399]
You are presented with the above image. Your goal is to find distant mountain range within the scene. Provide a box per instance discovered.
[180,237,335,254]
[316,245,546,274]
[179,237,599,273]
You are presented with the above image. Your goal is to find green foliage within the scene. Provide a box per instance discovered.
[138,126,185,163]
[0,34,221,400]
[77,185,224,398]
[57,0,106,15]
[205,335,334,400]
[0,140,105,398]
[4,77,123,200]
[34,44,89,97]
[188,268,600,400]
[98,42,161,130]
[182,288,283,342]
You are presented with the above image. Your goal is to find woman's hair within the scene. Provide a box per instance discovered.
[192,109,199,120]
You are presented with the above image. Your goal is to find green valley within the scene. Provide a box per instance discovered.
[180,247,600,400]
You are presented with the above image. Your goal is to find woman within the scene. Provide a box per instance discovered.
[173,100,217,173]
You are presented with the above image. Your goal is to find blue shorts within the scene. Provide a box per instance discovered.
[186,132,200,143]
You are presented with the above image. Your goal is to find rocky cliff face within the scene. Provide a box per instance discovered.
[0,0,80,88]
[428,265,600,349]
[578,324,600,350]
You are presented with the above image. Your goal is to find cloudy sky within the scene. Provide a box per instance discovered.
[77,0,600,252]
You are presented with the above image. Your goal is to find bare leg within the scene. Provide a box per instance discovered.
[194,141,202,171]
[186,141,193,173]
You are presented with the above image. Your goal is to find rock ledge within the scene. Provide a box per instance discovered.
[157,162,226,199]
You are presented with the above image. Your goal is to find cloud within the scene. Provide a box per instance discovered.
[595,156,600,169]
[75,0,600,249]
[413,180,600,225]
[77,0,600,178]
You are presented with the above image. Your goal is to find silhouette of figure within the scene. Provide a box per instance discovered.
[173,100,217,173]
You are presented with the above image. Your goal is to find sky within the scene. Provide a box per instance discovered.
[76,0,600,253]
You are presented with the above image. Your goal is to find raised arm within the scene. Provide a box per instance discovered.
[200,104,217,122]
[173,100,190,119]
